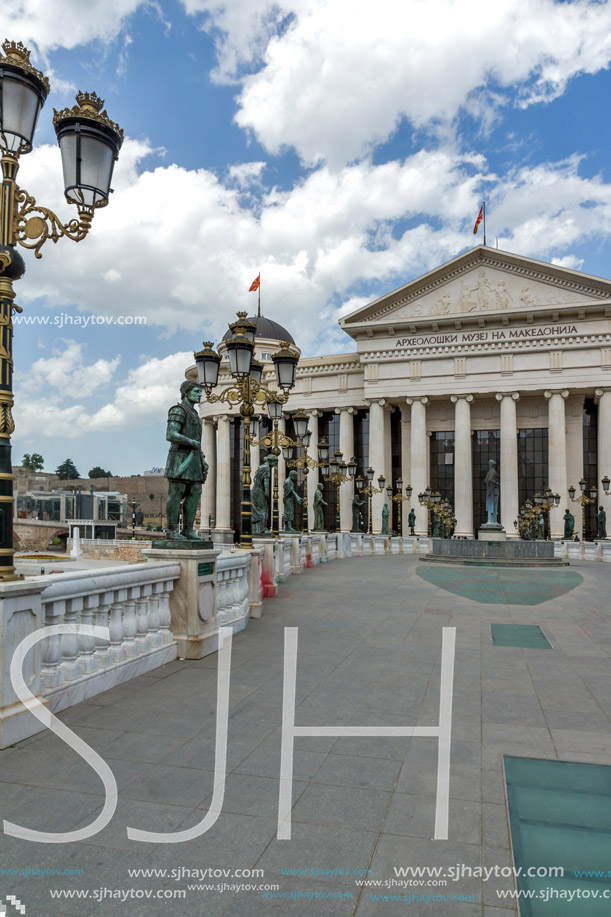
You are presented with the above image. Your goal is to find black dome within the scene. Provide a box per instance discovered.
[222,315,295,345]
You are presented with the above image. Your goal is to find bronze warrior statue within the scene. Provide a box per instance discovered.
[164,380,209,541]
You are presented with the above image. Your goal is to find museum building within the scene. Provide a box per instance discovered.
[191,246,611,541]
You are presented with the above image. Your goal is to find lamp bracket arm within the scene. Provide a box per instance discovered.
[13,185,93,259]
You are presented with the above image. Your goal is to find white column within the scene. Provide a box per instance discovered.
[278,416,287,527]
[200,418,216,531]
[215,415,231,533]
[597,388,611,497]
[545,389,569,538]
[368,399,386,533]
[567,395,584,539]
[400,404,410,486]
[407,396,428,535]
[451,395,474,537]
[307,411,320,526]
[338,407,355,532]
[496,392,520,537]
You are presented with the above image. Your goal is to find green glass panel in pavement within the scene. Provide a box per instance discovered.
[490,623,552,648]
[504,756,611,915]
[417,566,582,605]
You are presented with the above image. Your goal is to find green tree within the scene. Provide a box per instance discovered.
[89,466,112,479]
[56,458,80,480]
[22,453,44,471]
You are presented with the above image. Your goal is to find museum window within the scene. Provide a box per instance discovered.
[518,428,548,512]
[319,411,340,531]
[583,398,598,541]
[473,430,500,529]
[430,431,455,510]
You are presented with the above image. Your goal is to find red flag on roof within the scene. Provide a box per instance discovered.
[249,274,260,292]
[473,206,484,235]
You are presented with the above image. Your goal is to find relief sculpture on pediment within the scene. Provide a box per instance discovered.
[394,268,589,321]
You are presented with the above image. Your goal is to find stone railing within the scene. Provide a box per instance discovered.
[0,561,181,748]
[216,551,251,629]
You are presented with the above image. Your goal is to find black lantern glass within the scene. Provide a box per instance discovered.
[272,342,299,390]
[194,341,221,389]
[378,475,386,490]
[292,411,309,439]
[579,478,587,493]
[302,430,312,449]
[226,332,254,378]
[330,451,341,476]
[267,398,283,421]
[0,42,49,154]
[347,457,357,478]
[355,475,364,491]
[54,92,123,210]
[405,484,412,499]
[317,438,330,463]
[603,475,610,493]
[366,466,374,481]
[249,359,263,384]
[568,485,576,501]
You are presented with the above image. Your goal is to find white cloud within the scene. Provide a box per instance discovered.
[14,348,192,438]
[20,341,120,398]
[183,0,611,166]
[0,0,150,54]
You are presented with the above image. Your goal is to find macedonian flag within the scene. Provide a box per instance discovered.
[249,274,260,292]
[473,206,484,235]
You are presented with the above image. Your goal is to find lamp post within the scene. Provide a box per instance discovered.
[417,486,447,537]
[360,467,385,535]
[386,479,412,536]
[250,407,307,535]
[130,496,140,540]
[322,450,357,533]
[0,40,123,579]
[284,421,329,534]
[568,478,598,542]
[194,323,299,548]
[531,486,560,539]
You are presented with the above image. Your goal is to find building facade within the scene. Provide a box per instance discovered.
[194,246,611,540]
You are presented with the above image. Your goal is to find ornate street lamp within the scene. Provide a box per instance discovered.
[387,478,413,537]
[568,479,598,542]
[251,406,308,535]
[360,469,385,535]
[324,450,356,533]
[284,419,328,534]
[196,324,299,548]
[0,40,123,579]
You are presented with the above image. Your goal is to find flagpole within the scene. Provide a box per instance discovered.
[483,201,486,247]
[258,274,261,318]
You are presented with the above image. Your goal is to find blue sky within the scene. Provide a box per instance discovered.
[5,0,611,474]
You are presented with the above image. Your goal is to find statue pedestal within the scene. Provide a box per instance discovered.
[478,524,506,542]
[143,547,221,659]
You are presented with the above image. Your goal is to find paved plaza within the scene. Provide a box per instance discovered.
[1,554,610,916]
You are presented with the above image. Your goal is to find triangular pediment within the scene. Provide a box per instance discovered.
[340,246,611,331]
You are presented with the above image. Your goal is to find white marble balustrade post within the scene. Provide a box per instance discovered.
[368,399,386,533]
[200,419,216,531]
[109,590,127,663]
[94,591,114,669]
[41,599,65,689]
[122,588,138,658]
[408,397,429,535]
[80,595,98,674]
[545,390,569,538]
[60,597,83,681]
[135,583,152,653]
[496,392,520,537]
[338,407,355,531]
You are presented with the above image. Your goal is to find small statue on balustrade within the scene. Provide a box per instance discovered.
[538,512,545,540]
[251,454,278,535]
[313,482,327,531]
[597,505,607,540]
[484,459,500,525]
[563,509,575,540]
[381,503,390,535]
[283,470,303,533]
[408,507,416,536]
